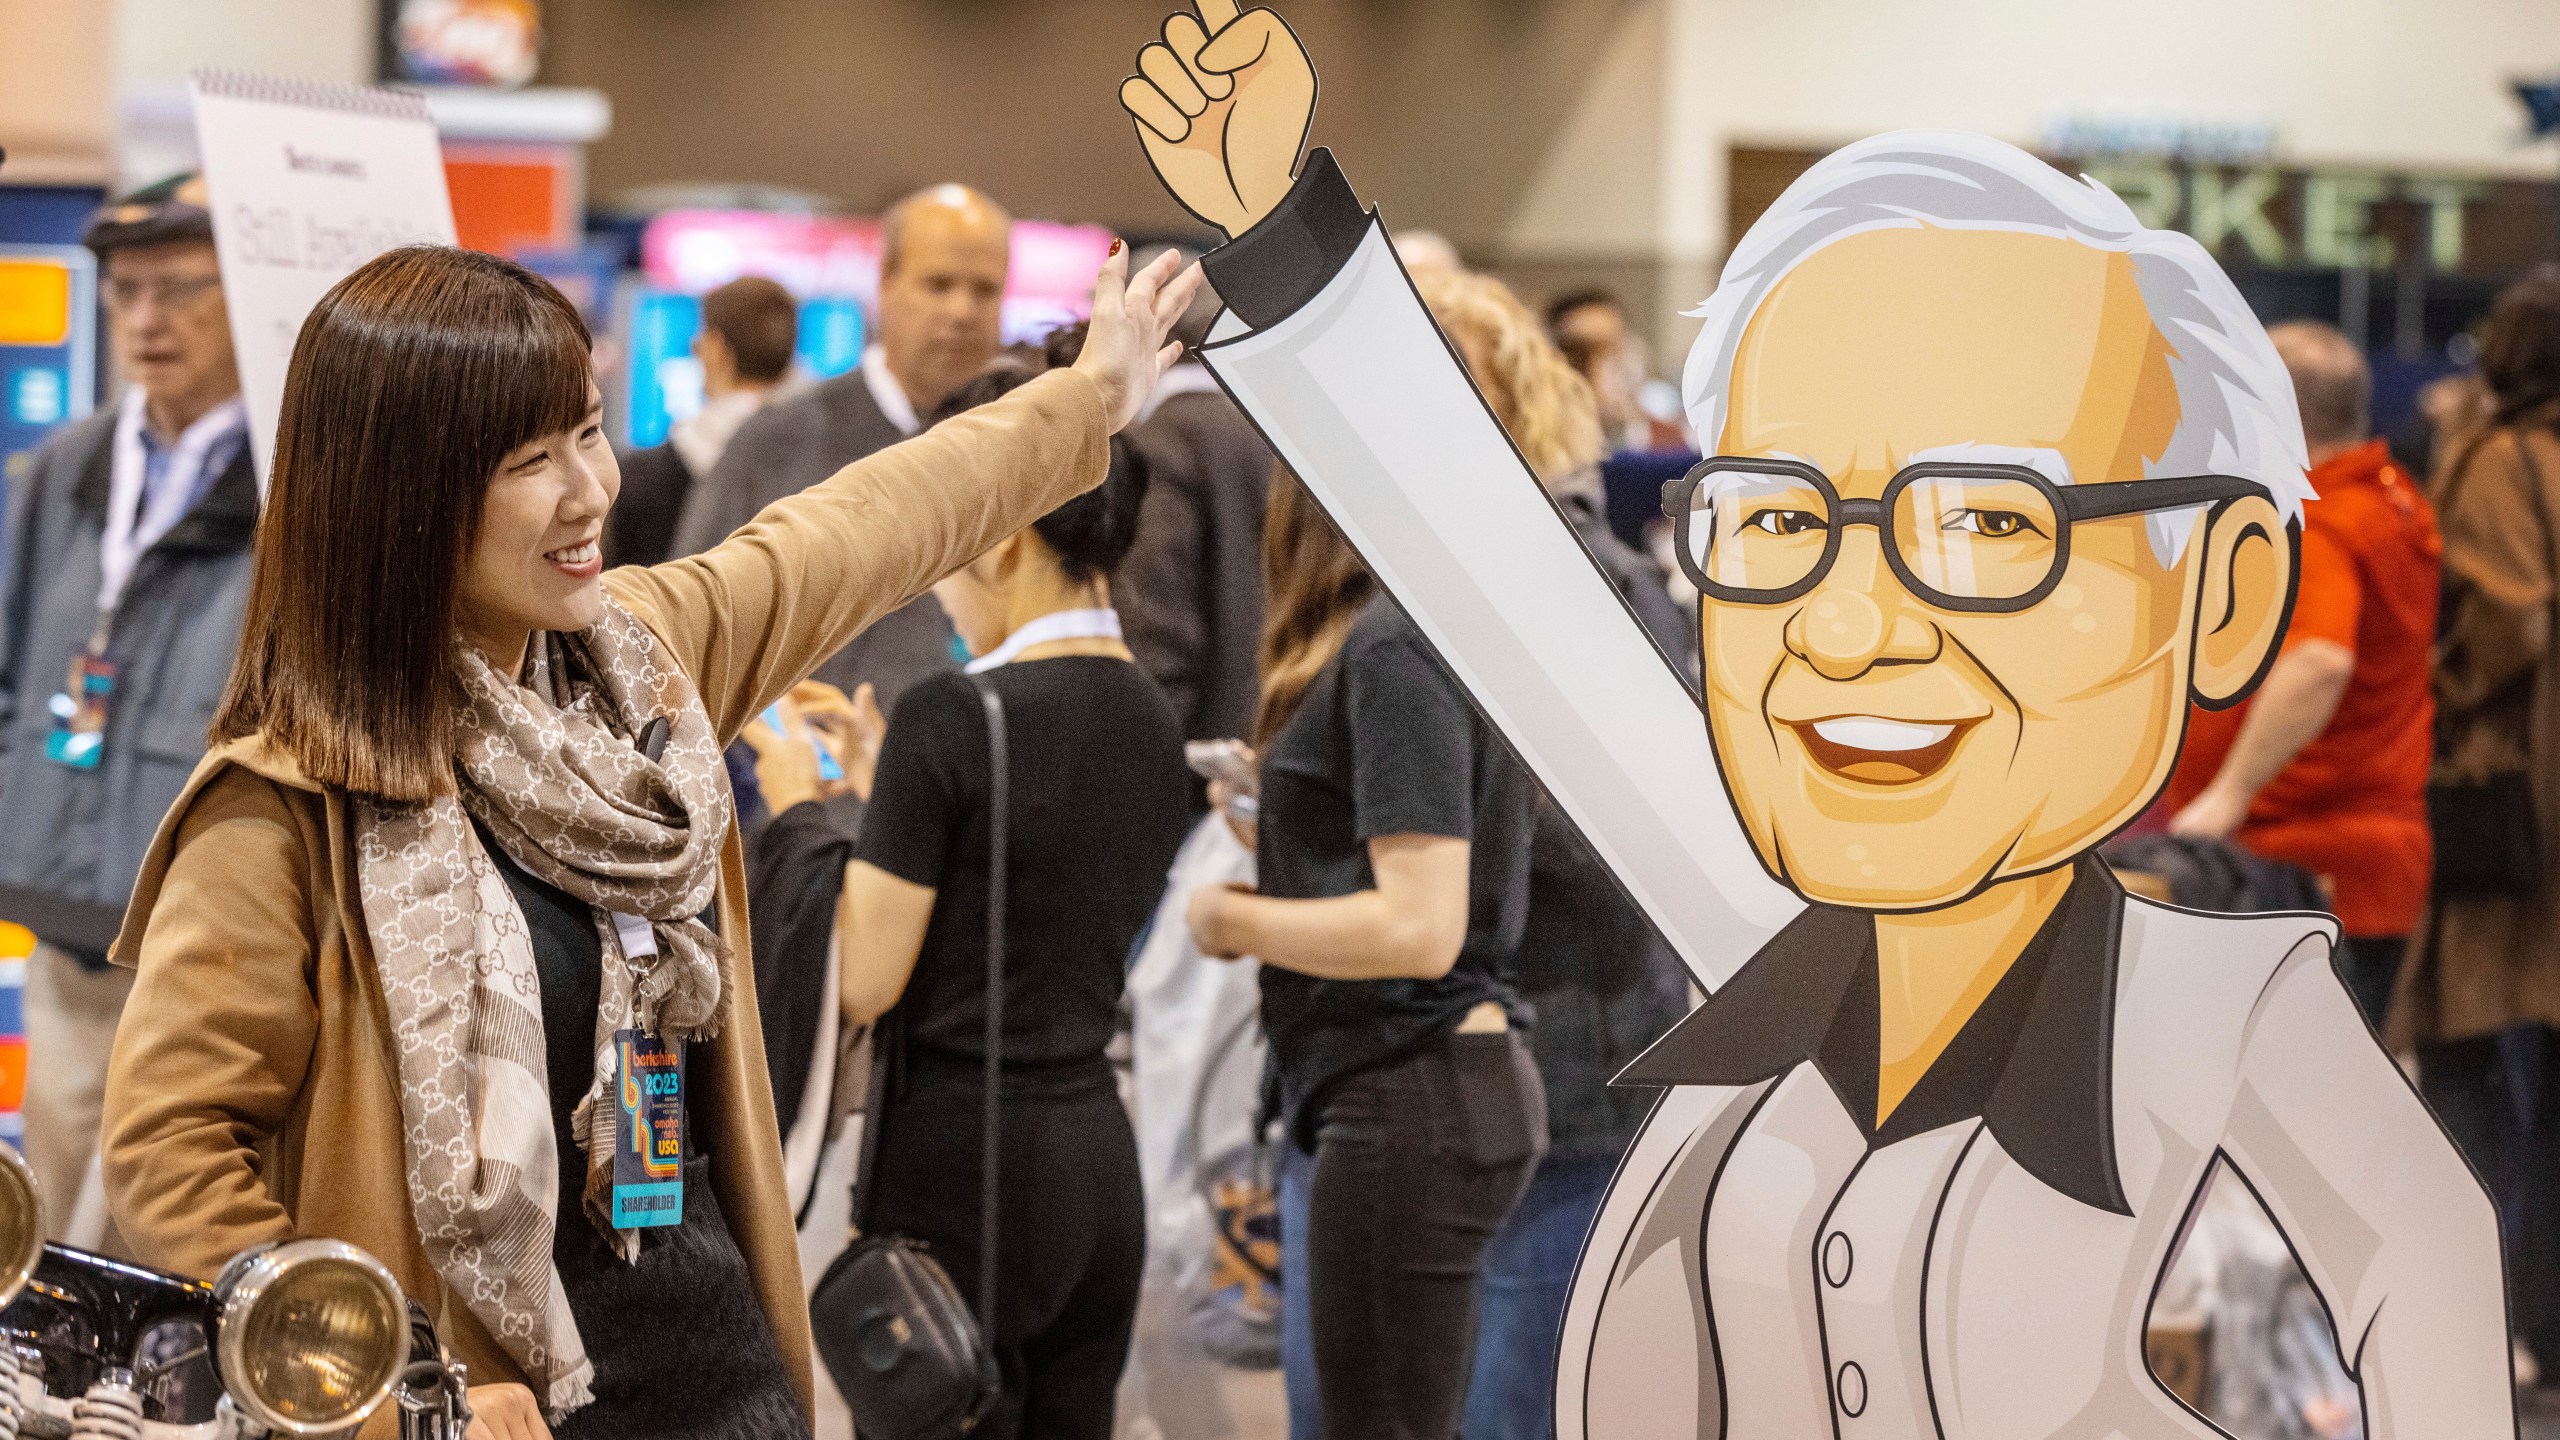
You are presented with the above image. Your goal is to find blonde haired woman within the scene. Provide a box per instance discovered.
[1412,269,1606,483]
[1419,271,1698,1440]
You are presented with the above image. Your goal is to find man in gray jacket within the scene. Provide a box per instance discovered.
[671,183,1012,710]
[3,177,253,1241]
[1119,265,1278,753]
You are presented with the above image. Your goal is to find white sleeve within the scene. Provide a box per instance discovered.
[1197,157,1797,988]
[1551,1083,1762,1440]
[2220,936,2515,1439]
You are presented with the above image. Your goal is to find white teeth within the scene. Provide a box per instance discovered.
[1809,716,1956,753]
[547,541,598,566]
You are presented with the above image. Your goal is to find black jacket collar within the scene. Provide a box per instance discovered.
[73,428,258,556]
[1620,855,2129,1215]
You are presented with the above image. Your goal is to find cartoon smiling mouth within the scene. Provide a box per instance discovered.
[1790,716,1974,784]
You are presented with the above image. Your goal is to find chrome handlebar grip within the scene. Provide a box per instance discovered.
[392,1358,467,1440]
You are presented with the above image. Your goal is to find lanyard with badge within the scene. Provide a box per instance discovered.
[44,628,120,771]
[47,394,240,769]
[608,714,689,1229]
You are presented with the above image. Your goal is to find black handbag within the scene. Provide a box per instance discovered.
[2429,777,2540,895]
[811,675,1012,1438]
[2429,430,2549,897]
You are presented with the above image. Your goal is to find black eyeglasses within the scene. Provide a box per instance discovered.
[102,274,222,312]
[1660,457,2270,613]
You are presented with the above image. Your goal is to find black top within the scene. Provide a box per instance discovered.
[853,656,1191,1074]
[1121,387,1276,748]
[1621,854,2130,1215]
[1256,595,1535,1144]
[473,819,624,1192]
[474,825,805,1439]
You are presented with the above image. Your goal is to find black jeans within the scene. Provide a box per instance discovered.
[2334,934,2407,1034]
[2419,1024,2560,1371]
[865,1058,1146,1440]
[1300,1029,1546,1440]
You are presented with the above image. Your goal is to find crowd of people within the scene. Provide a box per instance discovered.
[14,159,2560,1440]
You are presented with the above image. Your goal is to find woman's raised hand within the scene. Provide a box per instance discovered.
[1073,244,1205,433]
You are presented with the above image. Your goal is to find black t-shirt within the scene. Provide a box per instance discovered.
[470,819,634,1197]
[1256,595,1534,1140]
[853,656,1191,1072]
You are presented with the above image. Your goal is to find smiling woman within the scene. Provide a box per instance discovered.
[95,241,1196,1440]
[216,247,605,800]
[464,398,616,666]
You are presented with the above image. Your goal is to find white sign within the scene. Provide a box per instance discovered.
[190,71,457,482]
[2040,109,2276,162]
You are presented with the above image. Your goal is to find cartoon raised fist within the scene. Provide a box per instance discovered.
[1120,2,1316,238]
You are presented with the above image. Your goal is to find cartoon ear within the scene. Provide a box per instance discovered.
[2189,498,2299,711]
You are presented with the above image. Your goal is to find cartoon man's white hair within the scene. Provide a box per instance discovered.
[1682,129,2313,565]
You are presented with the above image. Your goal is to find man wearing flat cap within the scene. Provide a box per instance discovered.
[4,174,253,1245]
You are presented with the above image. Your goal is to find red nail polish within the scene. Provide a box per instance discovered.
[1109,238,1124,257]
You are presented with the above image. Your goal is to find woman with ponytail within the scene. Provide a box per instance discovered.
[752,340,1192,1440]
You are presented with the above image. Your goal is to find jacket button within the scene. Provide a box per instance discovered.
[1823,1231,1852,1287]
[1836,1360,1867,1417]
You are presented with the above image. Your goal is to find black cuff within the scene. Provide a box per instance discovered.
[1201,148,1373,331]
[749,798,850,868]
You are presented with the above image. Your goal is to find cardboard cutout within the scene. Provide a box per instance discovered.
[1124,6,2514,1436]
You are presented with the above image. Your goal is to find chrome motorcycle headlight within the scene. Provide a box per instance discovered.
[0,1142,41,1308]
[214,1239,406,1435]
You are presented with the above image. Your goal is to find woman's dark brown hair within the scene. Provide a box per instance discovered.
[210,246,593,802]
[2481,262,2560,423]
[931,329,1152,582]
[1252,465,1375,749]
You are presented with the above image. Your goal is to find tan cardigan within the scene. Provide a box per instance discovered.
[99,369,1109,1424]
[2396,409,2560,1045]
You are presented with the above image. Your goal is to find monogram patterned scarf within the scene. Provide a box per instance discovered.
[353,602,734,1418]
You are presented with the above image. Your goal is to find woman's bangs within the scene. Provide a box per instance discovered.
[477,288,597,457]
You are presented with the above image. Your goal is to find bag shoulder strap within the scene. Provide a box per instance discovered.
[966,672,1008,1335]
[840,673,1009,1333]
[846,1019,891,1232]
